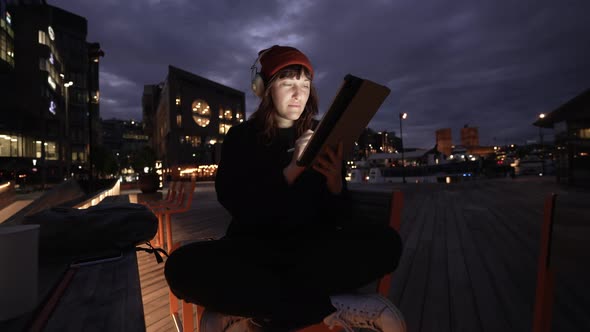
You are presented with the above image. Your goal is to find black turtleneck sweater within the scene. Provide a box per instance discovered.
[215,119,351,239]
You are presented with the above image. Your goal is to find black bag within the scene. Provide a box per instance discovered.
[23,202,161,261]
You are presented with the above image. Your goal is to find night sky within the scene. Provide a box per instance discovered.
[52,0,590,149]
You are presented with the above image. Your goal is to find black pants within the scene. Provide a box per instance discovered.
[164,223,402,330]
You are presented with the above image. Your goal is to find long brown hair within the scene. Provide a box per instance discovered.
[250,65,319,144]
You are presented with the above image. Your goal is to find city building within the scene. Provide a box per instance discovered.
[355,128,399,160]
[143,65,246,175]
[0,1,15,70]
[435,128,452,157]
[460,125,479,148]
[142,83,162,150]
[101,118,149,181]
[0,0,102,183]
[535,88,590,185]
[101,119,149,156]
[434,126,492,159]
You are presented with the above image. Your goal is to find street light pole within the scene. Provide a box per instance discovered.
[87,43,104,192]
[539,113,546,175]
[399,112,407,184]
[64,81,73,179]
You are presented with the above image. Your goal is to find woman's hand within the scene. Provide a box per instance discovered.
[283,130,314,185]
[313,142,344,194]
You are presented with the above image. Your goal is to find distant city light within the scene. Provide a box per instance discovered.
[47,76,56,90]
[48,26,55,40]
[49,100,56,114]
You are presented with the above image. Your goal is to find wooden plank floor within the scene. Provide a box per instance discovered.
[135,183,230,332]
[136,178,590,332]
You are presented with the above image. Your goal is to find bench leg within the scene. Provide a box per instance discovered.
[165,213,173,251]
[533,268,555,332]
[169,289,179,316]
[196,305,205,332]
[182,300,194,332]
[377,273,392,296]
[156,213,165,248]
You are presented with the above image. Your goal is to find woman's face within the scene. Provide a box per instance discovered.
[270,70,311,128]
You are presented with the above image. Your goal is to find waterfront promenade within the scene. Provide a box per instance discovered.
[135,178,589,332]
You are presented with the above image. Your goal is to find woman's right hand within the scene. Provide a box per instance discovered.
[292,129,314,162]
[283,129,314,185]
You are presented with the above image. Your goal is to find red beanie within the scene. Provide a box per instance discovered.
[259,45,314,81]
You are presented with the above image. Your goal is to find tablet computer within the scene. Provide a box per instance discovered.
[297,74,391,166]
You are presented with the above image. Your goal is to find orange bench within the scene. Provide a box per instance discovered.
[140,180,179,207]
[140,180,181,247]
[152,178,196,251]
[532,193,556,332]
[168,190,404,332]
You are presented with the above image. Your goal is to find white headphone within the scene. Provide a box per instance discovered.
[250,46,277,98]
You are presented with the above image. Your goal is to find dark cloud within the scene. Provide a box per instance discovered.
[52,0,590,148]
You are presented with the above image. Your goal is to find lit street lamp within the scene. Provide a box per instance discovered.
[538,113,546,175]
[399,112,408,184]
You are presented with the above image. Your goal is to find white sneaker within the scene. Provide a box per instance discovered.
[199,310,263,332]
[324,294,406,332]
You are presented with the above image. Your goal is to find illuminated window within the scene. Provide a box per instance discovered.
[45,142,57,160]
[35,141,42,158]
[224,109,233,120]
[0,135,17,157]
[176,114,182,127]
[579,128,590,139]
[175,97,181,106]
[192,99,211,127]
[219,123,232,134]
[38,30,50,46]
[181,135,202,147]
[91,91,99,103]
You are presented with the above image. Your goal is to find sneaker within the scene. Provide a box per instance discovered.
[324,294,406,332]
[199,310,264,332]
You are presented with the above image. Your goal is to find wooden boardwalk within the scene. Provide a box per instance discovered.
[136,178,590,332]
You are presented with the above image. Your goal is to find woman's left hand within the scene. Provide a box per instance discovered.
[313,142,344,194]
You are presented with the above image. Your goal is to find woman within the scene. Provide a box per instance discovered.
[165,45,405,332]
